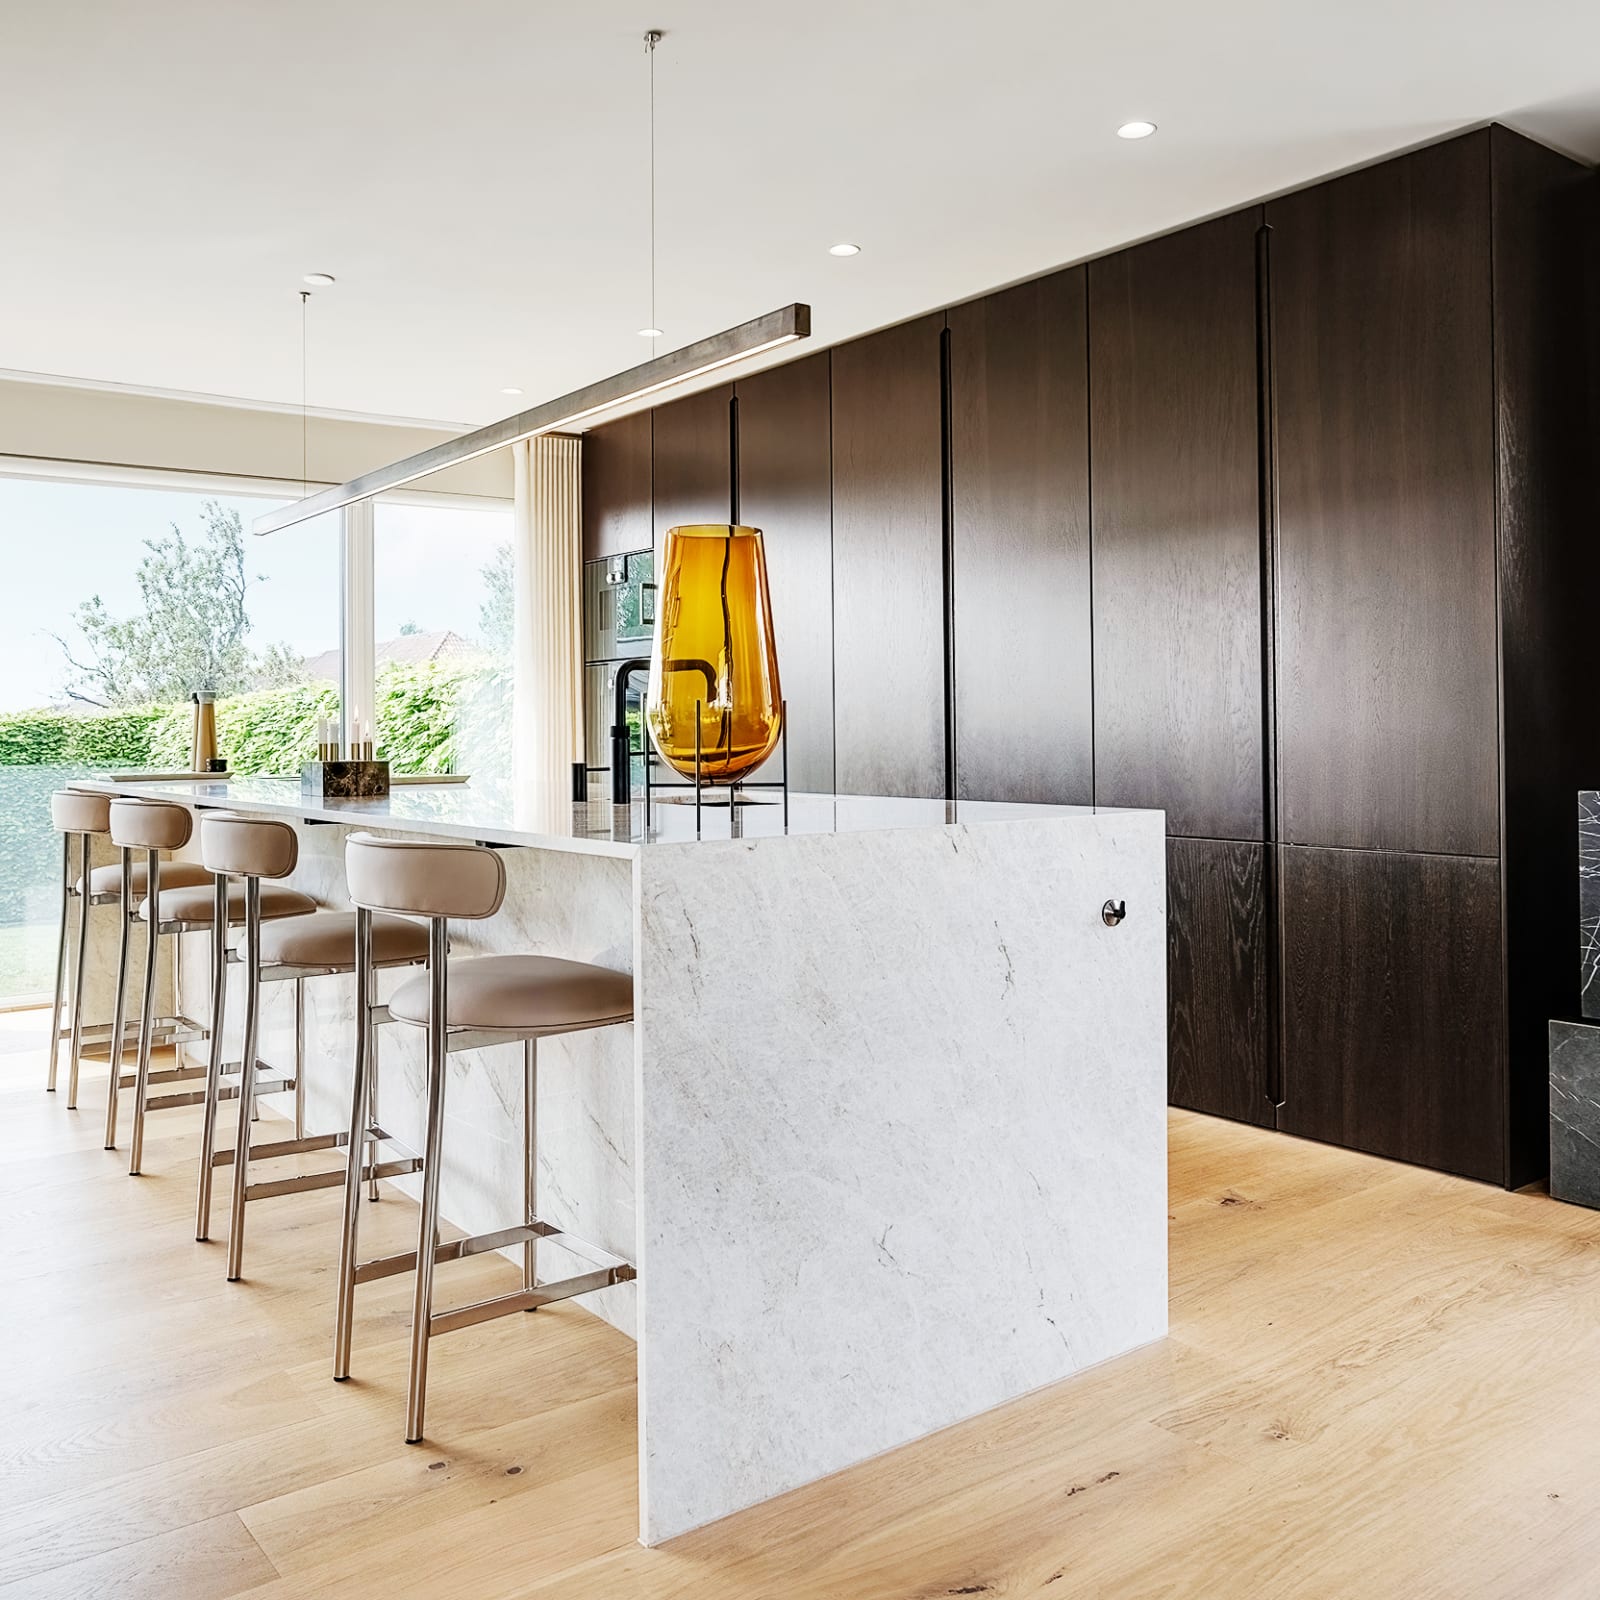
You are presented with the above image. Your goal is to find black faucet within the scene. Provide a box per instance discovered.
[610,655,720,804]
[611,658,652,804]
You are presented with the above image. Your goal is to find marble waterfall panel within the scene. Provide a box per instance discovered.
[633,809,1169,1545]
[176,822,639,1336]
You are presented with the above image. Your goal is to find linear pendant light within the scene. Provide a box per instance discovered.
[253,302,810,536]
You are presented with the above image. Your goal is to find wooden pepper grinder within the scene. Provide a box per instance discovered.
[190,691,218,772]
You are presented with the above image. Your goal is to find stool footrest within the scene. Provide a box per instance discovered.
[354,1221,551,1285]
[245,1154,420,1202]
[429,1264,636,1337]
[211,1131,347,1167]
[117,1063,210,1090]
[352,1218,630,1288]
[146,1073,293,1112]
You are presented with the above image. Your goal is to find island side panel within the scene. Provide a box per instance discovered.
[633,811,1168,1545]
[175,819,641,1337]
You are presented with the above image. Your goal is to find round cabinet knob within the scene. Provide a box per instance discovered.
[1101,899,1127,927]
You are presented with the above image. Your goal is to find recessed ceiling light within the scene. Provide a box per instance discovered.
[1116,120,1157,140]
[637,326,664,338]
[500,386,524,396]
[302,272,336,286]
[828,242,861,257]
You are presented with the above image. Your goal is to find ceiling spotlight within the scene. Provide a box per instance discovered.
[828,242,861,257]
[1116,120,1157,140]
[302,272,336,286]
[637,326,664,338]
[500,386,524,396]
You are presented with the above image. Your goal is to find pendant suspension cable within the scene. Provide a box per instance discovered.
[299,289,311,494]
[644,30,661,342]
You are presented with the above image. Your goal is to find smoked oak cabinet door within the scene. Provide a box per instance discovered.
[1168,837,1273,1126]
[652,385,733,547]
[735,353,836,794]
[830,315,947,799]
[947,269,1092,805]
[1088,208,1266,841]
[1277,845,1505,1184]
[581,411,652,563]
[1268,131,1499,858]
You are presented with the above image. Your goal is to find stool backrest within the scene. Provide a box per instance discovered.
[50,790,112,835]
[345,832,505,920]
[109,798,193,852]
[201,813,299,880]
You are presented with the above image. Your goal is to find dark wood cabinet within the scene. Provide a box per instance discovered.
[1168,837,1272,1126]
[1088,209,1266,841]
[735,353,835,793]
[581,411,652,563]
[830,315,947,799]
[1489,127,1600,1186]
[651,385,732,547]
[1277,845,1505,1183]
[1269,132,1499,857]
[947,270,1092,804]
[571,123,1594,1189]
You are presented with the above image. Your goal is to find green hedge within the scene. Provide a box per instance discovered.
[0,661,510,931]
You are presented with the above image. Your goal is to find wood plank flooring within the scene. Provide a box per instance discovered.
[4,1009,1600,1598]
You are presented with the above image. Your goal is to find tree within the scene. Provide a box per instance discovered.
[53,500,302,707]
[479,541,514,655]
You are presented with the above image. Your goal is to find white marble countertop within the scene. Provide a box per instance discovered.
[79,775,1154,859]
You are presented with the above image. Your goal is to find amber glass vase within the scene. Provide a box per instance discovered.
[645,524,783,784]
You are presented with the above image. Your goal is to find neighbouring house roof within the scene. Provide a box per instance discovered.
[298,629,483,684]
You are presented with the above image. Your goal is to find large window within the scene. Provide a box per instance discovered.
[372,501,515,782]
[0,476,338,1002]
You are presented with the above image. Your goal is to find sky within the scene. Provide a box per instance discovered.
[0,476,511,712]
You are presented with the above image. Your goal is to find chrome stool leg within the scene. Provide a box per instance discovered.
[103,850,134,1150]
[65,833,92,1109]
[196,873,230,1240]
[128,850,162,1177]
[293,978,307,1141]
[45,832,72,1093]
[405,917,451,1443]
[226,877,263,1282]
[523,1038,538,1302]
[333,907,374,1381]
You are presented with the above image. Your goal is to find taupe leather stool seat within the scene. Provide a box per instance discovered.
[142,881,316,926]
[82,860,209,897]
[260,911,428,968]
[387,955,633,1033]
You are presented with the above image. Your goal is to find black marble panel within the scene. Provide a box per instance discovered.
[1581,792,1600,1019]
[1550,1019,1600,1208]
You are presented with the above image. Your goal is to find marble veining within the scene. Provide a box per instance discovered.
[1550,1020,1600,1209]
[1579,792,1600,1019]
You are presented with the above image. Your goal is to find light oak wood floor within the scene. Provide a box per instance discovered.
[3,1010,1599,1599]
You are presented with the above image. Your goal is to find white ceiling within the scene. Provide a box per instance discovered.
[6,0,1600,431]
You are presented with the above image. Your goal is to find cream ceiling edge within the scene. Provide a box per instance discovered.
[0,376,513,502]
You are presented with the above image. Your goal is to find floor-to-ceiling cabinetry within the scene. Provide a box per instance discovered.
[579,122,1593,1187]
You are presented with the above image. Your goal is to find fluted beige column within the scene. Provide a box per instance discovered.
[511,435,583,827]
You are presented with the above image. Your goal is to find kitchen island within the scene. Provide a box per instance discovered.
[83,775,1169,1545]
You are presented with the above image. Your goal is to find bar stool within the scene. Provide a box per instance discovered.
[333,832,636,1443]
[108,798,316,1174]
[44,789,207,1106]
[193,812,430,1280]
